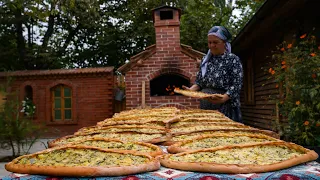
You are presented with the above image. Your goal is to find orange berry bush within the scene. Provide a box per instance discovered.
[268,32,320,146]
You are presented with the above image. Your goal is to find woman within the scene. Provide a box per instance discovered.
[183,26,243,122]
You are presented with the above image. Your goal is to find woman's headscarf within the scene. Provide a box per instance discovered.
[201,26,233,77]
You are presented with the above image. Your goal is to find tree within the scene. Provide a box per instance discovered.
[0,0,265,71]
[180,0,265,52]
[0,0,102,70]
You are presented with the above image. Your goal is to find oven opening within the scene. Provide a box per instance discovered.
[150,74,190,96]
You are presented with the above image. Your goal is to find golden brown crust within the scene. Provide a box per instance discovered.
[178,109,224,114]
[164,129,280,145]
[171,122,249,128]
[174,89,224,99]
[74,125,167,135]
[171,128,279,138]
[167,133,281,153]
[160,142,319,174]
[112,113,177,120]
[169,124,256,134]
[113,107,179,117]
[5,146,160,176]
[168,118,233,128]
[48,132,168,148]
[63,137,164,157]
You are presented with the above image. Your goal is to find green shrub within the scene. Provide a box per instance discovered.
[0,78,43,157]
[269,32,320,146]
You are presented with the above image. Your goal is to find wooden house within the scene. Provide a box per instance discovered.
[233,0,320,130]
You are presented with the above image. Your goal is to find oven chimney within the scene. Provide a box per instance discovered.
[152,6,181,52]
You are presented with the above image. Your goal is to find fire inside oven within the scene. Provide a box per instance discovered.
[150,74,190,96]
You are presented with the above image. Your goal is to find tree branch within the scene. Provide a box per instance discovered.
[14,8,26,67]
[42,1,56,49]
[42,14,55,48]
[57,24,81,56]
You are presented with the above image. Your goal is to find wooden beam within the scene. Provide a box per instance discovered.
[142,81,145,108]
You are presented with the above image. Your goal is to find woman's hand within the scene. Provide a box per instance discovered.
[182,84,200,91]
[204,94,230,104]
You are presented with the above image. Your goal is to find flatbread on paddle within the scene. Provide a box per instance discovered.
[174,89,224,99]
[5,145,160,177]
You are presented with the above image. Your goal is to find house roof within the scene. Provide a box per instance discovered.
[232,0,308,54]
[117,44,205,74]
[0,67,114,77]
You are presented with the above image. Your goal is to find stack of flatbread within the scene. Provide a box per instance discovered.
[5,107,318,176]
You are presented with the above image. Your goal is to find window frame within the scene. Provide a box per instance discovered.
[51,85,74,123]
[243,56,255,105]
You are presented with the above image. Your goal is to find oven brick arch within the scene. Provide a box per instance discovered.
[147,68,191,81]
[119,6,204,110]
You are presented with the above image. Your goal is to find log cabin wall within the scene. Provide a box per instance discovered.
[234,0,320,130]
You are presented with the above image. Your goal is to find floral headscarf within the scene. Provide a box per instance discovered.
[201,26,233,77]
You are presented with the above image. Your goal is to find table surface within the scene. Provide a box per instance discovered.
[1,161,319,180]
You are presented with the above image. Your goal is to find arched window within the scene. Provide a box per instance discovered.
[51,85,72,121]
[24,85,33,100]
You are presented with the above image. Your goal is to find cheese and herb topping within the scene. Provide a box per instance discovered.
[179,109,222,114]
[178,113,225,118]
[51,133,164,147]
[113,113,176,119]
[172,131,276,141]
[113,107,178,117]
[16,148,149,167]
[72,140,155,152]
[171,121,240,128]
[169,145,304,165]
[180,136,278,150]
[75,125,165,135]
[171,125,252,133]
[97,117,168,127]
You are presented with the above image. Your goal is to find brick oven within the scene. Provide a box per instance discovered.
[118,5,205,109]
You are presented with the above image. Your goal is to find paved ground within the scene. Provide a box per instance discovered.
[0,139,54,178]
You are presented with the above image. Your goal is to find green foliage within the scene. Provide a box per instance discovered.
[180,0,265,52]
[0,0,265,71]
[269,32,320,146]
[0,78,43,157]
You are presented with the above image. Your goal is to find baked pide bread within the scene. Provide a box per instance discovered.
[97,116,178,127]
[170,124,255,134]
[113,107,179,117]
[170,121,244,128]
[74,125,166,135]
[98,121,166,128]
[167,134,281,153]
[178,109,224,114]
[178,114,228,119]
[160,142,319,174]
[5,145,160,177]
[113,112,177,119]
[174,89,224,100]
[63,138,163,157]
[48,132,167,147]
[164,129,280,146]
